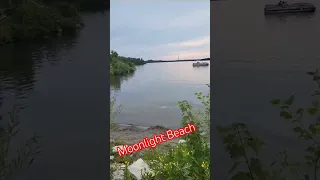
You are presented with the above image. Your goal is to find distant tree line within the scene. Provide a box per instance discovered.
[123,57,146,65]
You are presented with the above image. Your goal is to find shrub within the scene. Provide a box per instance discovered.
[110,50,145,76]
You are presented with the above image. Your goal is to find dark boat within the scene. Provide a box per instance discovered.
[264,1,316,14]
[192,62,209,67]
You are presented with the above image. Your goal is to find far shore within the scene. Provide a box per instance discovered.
[145,58,210,63]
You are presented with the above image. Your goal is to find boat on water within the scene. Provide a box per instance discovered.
[264,1,316,14]
[192,62,209,67]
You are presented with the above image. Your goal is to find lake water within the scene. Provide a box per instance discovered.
[0,12,109,180]
[212,0,320,179]
[111,61,210,129]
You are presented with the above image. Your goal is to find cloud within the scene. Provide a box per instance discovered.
[157,48,210,60]
[111,2,209,30]
[165,9,210,29]
[167,36,210,48]
[111,36,210,60]
[110,1,210,60]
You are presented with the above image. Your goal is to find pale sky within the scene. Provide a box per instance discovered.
[110,1,210,60]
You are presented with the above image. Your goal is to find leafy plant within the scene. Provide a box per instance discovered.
[141,87,210,180]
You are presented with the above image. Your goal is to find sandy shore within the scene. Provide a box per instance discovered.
[110,124,181,148]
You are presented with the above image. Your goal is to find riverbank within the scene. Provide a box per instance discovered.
[110,123,181,153]
[110,50,146,76]
[0,0,88,46]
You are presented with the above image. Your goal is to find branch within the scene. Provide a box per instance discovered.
[236,126,255,180]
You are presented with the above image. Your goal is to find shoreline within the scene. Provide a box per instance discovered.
[110,123,181,147]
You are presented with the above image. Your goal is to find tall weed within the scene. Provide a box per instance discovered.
[0,107,41,180]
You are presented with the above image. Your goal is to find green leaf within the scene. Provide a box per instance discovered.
[280,105,289,109]
[229,144,246,159]
[301,134,312,140]
[307,108,317,116]
[271,99,281,105]
[250,158,264,176]
[248,137,264,153]
[284,95,295,105]
[308,124,317,134]
[229,162,240,173]
[280,111,292,119]
[293,127,303,134]
[224,134,236,143]
[306,146,316,153]
[296,108,304,115]
[216,126,231,135]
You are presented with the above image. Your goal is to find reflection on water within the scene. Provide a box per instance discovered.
[264,13,316,22]
[0,35,79,112]
[0,33,81,180]
[110,72,135,92]
[111,61,210,128]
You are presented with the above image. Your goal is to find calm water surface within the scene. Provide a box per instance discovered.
[212,0,320,178]
[0,12,109,180]
[111,61,210,129]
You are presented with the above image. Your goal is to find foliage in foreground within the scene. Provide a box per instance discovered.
[110,50,146,76]
[218,69,320,180]
[0,107,41,180]
[140,86,210,180]
[0,0,83,46]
